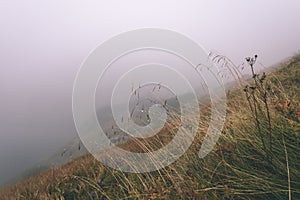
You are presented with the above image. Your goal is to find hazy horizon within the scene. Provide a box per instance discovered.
[1,0,300,186]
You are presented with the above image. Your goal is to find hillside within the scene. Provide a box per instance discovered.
[1,55,299,200]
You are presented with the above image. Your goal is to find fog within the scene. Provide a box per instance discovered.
[1,0,300,185]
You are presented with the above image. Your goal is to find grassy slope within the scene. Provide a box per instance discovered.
[1,55,299,200]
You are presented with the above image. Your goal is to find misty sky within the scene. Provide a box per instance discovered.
[1,0,300,185]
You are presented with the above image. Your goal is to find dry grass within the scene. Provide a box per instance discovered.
[1,54,300,200]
